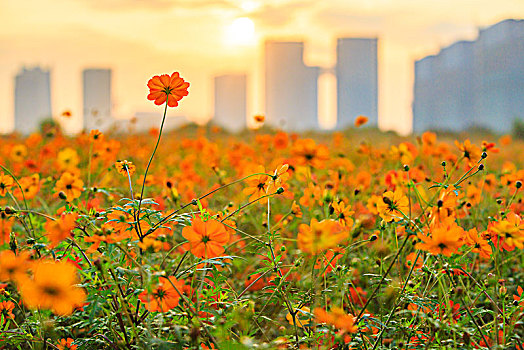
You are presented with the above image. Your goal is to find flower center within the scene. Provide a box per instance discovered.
[43,286,60,296]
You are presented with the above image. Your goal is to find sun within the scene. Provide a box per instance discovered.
[224,17,256,46]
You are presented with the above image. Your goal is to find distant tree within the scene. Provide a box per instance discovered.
[512,118,524,140]
[39,118,62,138]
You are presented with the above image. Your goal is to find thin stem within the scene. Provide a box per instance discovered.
[136,101,169,238]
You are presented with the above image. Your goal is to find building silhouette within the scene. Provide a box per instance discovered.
[413,19,524,134]
[336,38,378,129]
[264,41,319,131]
[214,74,247,132]
[14,67,52,134]
[83,69,112,132]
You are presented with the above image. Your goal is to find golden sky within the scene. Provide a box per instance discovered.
[1,0,524,134]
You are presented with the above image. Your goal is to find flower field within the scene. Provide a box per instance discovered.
[0,73,523,349]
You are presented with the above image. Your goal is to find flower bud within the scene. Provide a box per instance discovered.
[4,206,16,215]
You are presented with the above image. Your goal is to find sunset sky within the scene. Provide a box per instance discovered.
[1,0,524,135]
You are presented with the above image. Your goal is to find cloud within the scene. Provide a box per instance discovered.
[85,0,235,12]
[250,0,317,27]
[313,10,385,35]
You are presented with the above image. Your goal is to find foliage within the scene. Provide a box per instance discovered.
[0,74,523,349]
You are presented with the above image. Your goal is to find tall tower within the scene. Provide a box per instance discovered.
[83,69,112,132]
[14,67,52,134]
[336,38,378,129]
[214,74,247,132]
[264,41,319,131]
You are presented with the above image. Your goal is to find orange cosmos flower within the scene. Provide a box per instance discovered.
[314,307,358,334]
[266,164,290,194]
[19,260,86,316]
[115,160,136,176]
[464,228,492,258]
[415,217,465,256]
[332,200,354,228]
[354,115,368,127]
[55,172,84,201]
[45,212,79,247]
[56,338,77,350]
[291,138,330,168]
[13,174,40,201]
[0,300,15,319]
[273,132,289,149]
[489,212,524,250]
[56,148,80,172]
[10,144,27,163]
[182,217,230,259]
[0,250,32,283]
[297,219,349,255]
[455,139,481,163]
[243,165,269,203]
[376,189,409,222]
[0,173,14,196]
[147,72,189,107]
[139,276,185,312]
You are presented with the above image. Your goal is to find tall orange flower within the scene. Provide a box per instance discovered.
[139,276,184,312]
[243,165,269,203]
[147,72,189,107]
[115,160,136,176]
[182,217,230,259]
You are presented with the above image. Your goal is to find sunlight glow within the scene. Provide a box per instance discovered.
[240,1,261,12]
[224,17,256,46]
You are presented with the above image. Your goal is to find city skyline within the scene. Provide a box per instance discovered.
[413,19,524,134]
[2,0,524,135]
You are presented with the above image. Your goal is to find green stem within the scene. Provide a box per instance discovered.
[136,101,169,238]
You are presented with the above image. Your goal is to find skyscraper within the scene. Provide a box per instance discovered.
[14,67,52,134]
[413,19,524,134]
[214,74,247,132]
[264,41,319,131]
[413,41,475,133]
[336,38,378,129]
[83,69,112,132]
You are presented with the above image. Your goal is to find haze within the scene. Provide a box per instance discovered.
[1,0,524,135]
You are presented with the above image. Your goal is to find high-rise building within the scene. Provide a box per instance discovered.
[413,41,475,133]
[472,19,524,133]
[413,19,524,134]
[83,69,112,132]
[14,67,52,134]
[336,38,378,129]
[264,41,319,131]
[213,74,247,132]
